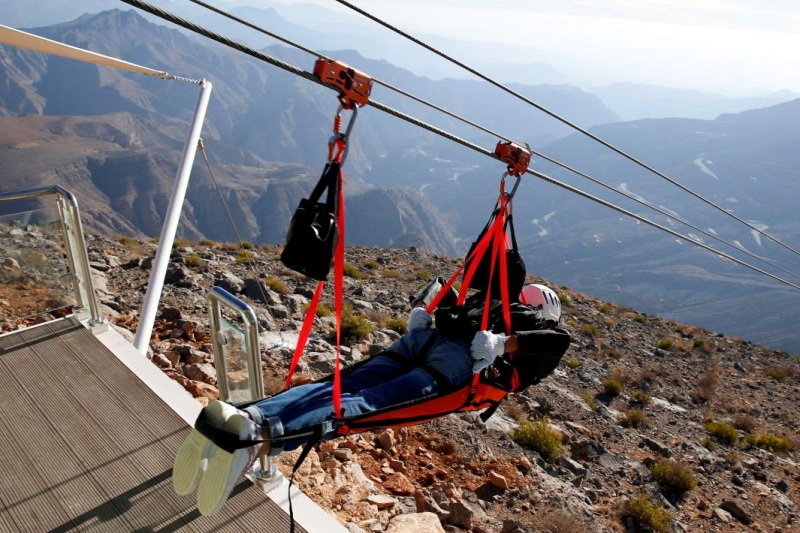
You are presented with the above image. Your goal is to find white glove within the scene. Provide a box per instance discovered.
[470,330,507,373]
[408,306,433,332]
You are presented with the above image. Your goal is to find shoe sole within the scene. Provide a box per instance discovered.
[197,446,255,516]
[172,429,213,496]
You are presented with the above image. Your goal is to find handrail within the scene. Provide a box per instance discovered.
[206,286,264,403]
[206,286,280,485]
[0,185,104,326]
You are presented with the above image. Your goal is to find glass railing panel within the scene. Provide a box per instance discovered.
[217,314,257,404]
[0,202,76,331]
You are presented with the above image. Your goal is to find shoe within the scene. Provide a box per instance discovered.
[172,401,242,496]
[196,414,261,516]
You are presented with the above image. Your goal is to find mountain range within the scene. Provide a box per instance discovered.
[1,8,799,352]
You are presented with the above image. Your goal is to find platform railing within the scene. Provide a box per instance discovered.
[207,286,280,486]
[0,185,103,326]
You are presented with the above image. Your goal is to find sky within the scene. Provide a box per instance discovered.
[262,0,800,96]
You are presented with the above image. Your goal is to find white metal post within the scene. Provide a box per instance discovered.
[134,80,213,355]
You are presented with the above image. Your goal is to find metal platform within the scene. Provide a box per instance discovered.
[0,317,306,532]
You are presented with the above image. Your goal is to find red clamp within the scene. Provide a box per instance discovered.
[495,141,531,177]
[314,58,373,109]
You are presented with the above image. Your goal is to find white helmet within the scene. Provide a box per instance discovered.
[519,284,561,324]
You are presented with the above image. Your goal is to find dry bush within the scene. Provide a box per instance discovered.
[695,361,721,402]
[532,506,586,533]
[764,365,795,382]
[620,408,646,428]
[363,308,390,328]
[650,460,697,495]
[603,347,625,360]
[609,366,632,385]
[733,414,757,433]
[638,367,658,387]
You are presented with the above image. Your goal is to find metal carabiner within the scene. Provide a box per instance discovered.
[328,104,359,164]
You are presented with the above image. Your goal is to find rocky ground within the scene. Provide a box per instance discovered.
[1,227,799,533]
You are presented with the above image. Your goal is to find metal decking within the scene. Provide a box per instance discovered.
[0,317,306,532]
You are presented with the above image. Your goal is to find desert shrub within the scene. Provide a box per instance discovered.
[264,277,288,295]
[385,316,407,335]
[603,347,624,360]
[764,366,792,382]
[340,305,373,343]
[382,269,401,279]
[343,263,365,280]
[557,293,569,304]
[633,314,647,324]
[624,494,672,533]
[656,338,674,350]
[580,393,599,412]
[414,268,431,280]
[650,460,697,495]
[733,414,757,433]
[363,259,380,270]
[532,506,585,533]
[695,364,720,402]
[118,236,138,246]
[580,324,598,337]
[705,421,739,445]
[364,309,390,328]
[631,390,652,405]
[700,437,716,451]
[312,302,332,318]
[17,249,47,270]
[183,253,203,268]
[173,239,191,248]
[638,368,658,386]
[566,358,581,369]
[599,303,612,314]
[240,240,253,250]
[511,418,562,461]
[619,409,645,428]
[693,338,705,349]
[235,250,254,264]
[744,433,794,454]
[603,379,622,397]
[199,239,214,247]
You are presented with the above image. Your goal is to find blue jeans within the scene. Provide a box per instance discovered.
[245,328,472,451]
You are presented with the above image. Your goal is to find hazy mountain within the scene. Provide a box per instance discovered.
[1,9,799,352]
[593,82,799,121]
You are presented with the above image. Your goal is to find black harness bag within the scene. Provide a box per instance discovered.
[281,161,341,280]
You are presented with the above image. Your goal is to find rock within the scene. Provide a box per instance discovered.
[488,471,509,490]
[366,494,398,510]
[334,448,353,461]
[641,436,671,457]
[152,353,172,368]
[244,279,280,304]
[214,271,245,294]
[713,508,732,523]
[598,453,624,471]
[164,264,190,285]
[414,489,450,520]
[184,363,216,384]
[559,457,587,477]
[2,257,20,269]
[270,304,290,319]
[378,429,396,451]
[185,380,218,401]
[720,500,753,525]
[160,307,183,321]
[447,500,475,529]
[345,523,368,533]
[776,479,790,493]
[383,473,416,496]
[386,513,444,533]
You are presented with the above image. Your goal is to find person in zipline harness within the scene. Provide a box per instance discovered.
[173,283,570,516]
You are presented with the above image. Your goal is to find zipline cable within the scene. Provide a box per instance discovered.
[187,0,516,145]
[333,0,800,260]
[120,0,800,292]
[186,0,800,281]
